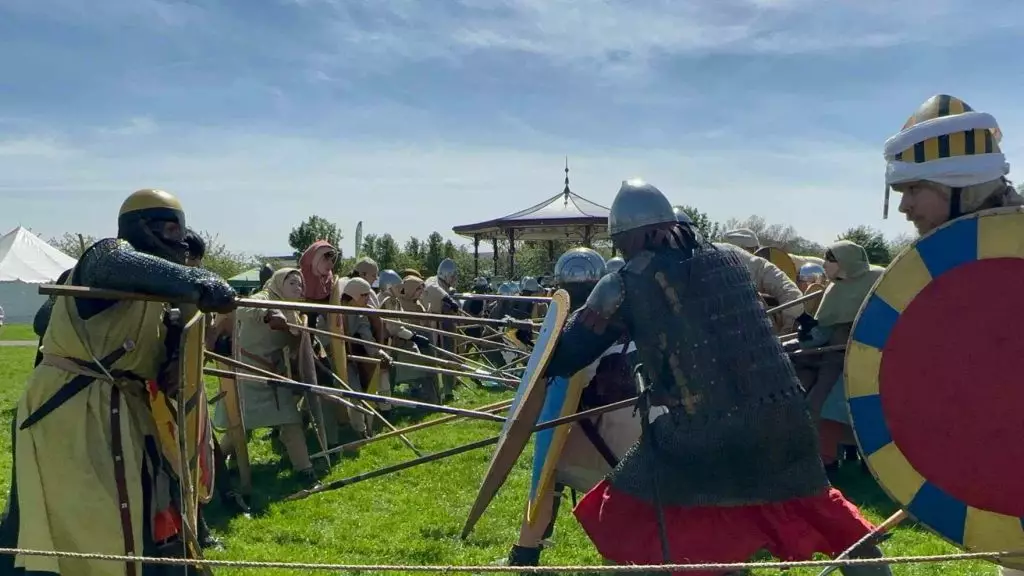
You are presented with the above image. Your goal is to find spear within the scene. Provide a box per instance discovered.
[766,290,824,316]
[453,293,552,303]
[286,322,516,382]
[36,284,537,330]
[309,399,515,459]
[383,318,523,352]
[345,354,520,385]
[285,397,639,501]
[204,358,506,423]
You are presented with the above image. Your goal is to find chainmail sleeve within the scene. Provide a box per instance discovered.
[76,238,224,302]
[544,273,628,379]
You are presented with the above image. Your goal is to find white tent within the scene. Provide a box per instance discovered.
[0,227,77,324]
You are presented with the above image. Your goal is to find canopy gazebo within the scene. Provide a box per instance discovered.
[452,163,610,278]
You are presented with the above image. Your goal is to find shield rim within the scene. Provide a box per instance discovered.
[755,246,799,282]
[177,310,207,554]
[845,206,1024,565]
[526,369,589,526]
[460,289,571,539]
[803,282,827,317]
[214,311,252,494]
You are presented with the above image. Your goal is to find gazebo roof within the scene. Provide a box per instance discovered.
[452,163,610,242]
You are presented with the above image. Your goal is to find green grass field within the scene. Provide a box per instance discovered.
[0,346,997,575]
[0,323,35,341]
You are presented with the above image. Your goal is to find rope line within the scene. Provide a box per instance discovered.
[3,546,1023,572]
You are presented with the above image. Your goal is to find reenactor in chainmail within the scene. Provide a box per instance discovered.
[505,247,644,569]
[0,189,236,576]
[541,179,889,575]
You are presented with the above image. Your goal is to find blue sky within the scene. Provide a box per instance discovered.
[1,0,1021,256]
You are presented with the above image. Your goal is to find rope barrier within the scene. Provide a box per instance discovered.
[3,546,1022,572]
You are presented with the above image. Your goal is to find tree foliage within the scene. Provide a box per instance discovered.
[48,232,98,259]
[288,215,344,257]
[674,205,722,241]
[837,225,893,265]
[198,231,258,279]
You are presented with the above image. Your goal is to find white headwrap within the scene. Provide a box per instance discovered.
[884,111,1009,188]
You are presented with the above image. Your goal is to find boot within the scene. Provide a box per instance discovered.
[198,513,224,551]
[297,467,323,490]
[506,545,541,566]
[839,544,892,576]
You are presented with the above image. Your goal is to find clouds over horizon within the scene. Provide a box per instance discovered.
[1,0,1022,254]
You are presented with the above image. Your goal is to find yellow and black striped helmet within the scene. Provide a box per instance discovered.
[891,95,1002,165]
[116,188,188,261]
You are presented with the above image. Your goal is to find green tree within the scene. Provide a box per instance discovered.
[376,234,401,270]
[674,205,722,241]
[887,233,914,258]
[424,232,445,274]
[837,225,893,265]
[288,215,344,257]
[197,231,257,279]
[48,232,98,259]
[361,234,379,260]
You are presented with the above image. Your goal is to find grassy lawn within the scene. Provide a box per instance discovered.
[0,346,997,575]
[0,323,35,341]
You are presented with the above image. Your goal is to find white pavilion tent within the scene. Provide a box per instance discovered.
[0,227,77,324]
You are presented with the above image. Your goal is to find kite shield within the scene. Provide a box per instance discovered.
[461,289,571,539]
[527,369,588,526]
[845,207,1024,570]
[755,246,799,282]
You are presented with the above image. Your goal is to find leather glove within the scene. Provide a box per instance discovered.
[796,312,818,342]
[265,310,290,331]
[196,277,237,314]
[411,333,432,350]
[442,295,461,314]
[515,328,534,347]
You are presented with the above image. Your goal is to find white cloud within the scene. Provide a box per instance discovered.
[0,122,926,256]
[97,117,159,137]
[298,0,1021,79]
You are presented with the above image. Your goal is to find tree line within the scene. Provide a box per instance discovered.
[48,208,915,292]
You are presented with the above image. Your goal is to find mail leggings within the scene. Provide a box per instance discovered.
[220,423,312,471]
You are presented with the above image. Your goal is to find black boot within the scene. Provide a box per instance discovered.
[297,467,323,490]
[506,545,541,566]
[198,511,224,550]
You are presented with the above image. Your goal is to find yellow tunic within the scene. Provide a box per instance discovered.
[13,288,167,576]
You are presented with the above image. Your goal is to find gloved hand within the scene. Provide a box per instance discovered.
[795,312,818,342]
[515,328,534,347]
[377,350,392,370]
[265,310,290,331]
[442,295,461,314]
[196,277,237,314]
[411,333,432,350]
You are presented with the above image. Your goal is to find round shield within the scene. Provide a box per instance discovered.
[754,246,799,282]
[803,282,826,317]
[461,289,571,539]
[845,207,1024,569]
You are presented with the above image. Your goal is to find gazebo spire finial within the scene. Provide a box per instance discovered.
[563,156,571,206]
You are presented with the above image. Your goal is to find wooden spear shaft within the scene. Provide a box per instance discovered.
[382,319,521,352]
[285,396,639,501]
[453,293,553,303]
[310,399,515,459]
[766,290,824,316]
[204,358,506,423]
[346,354,520,385]
[286,322,514,380]
[36,284,536,329]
